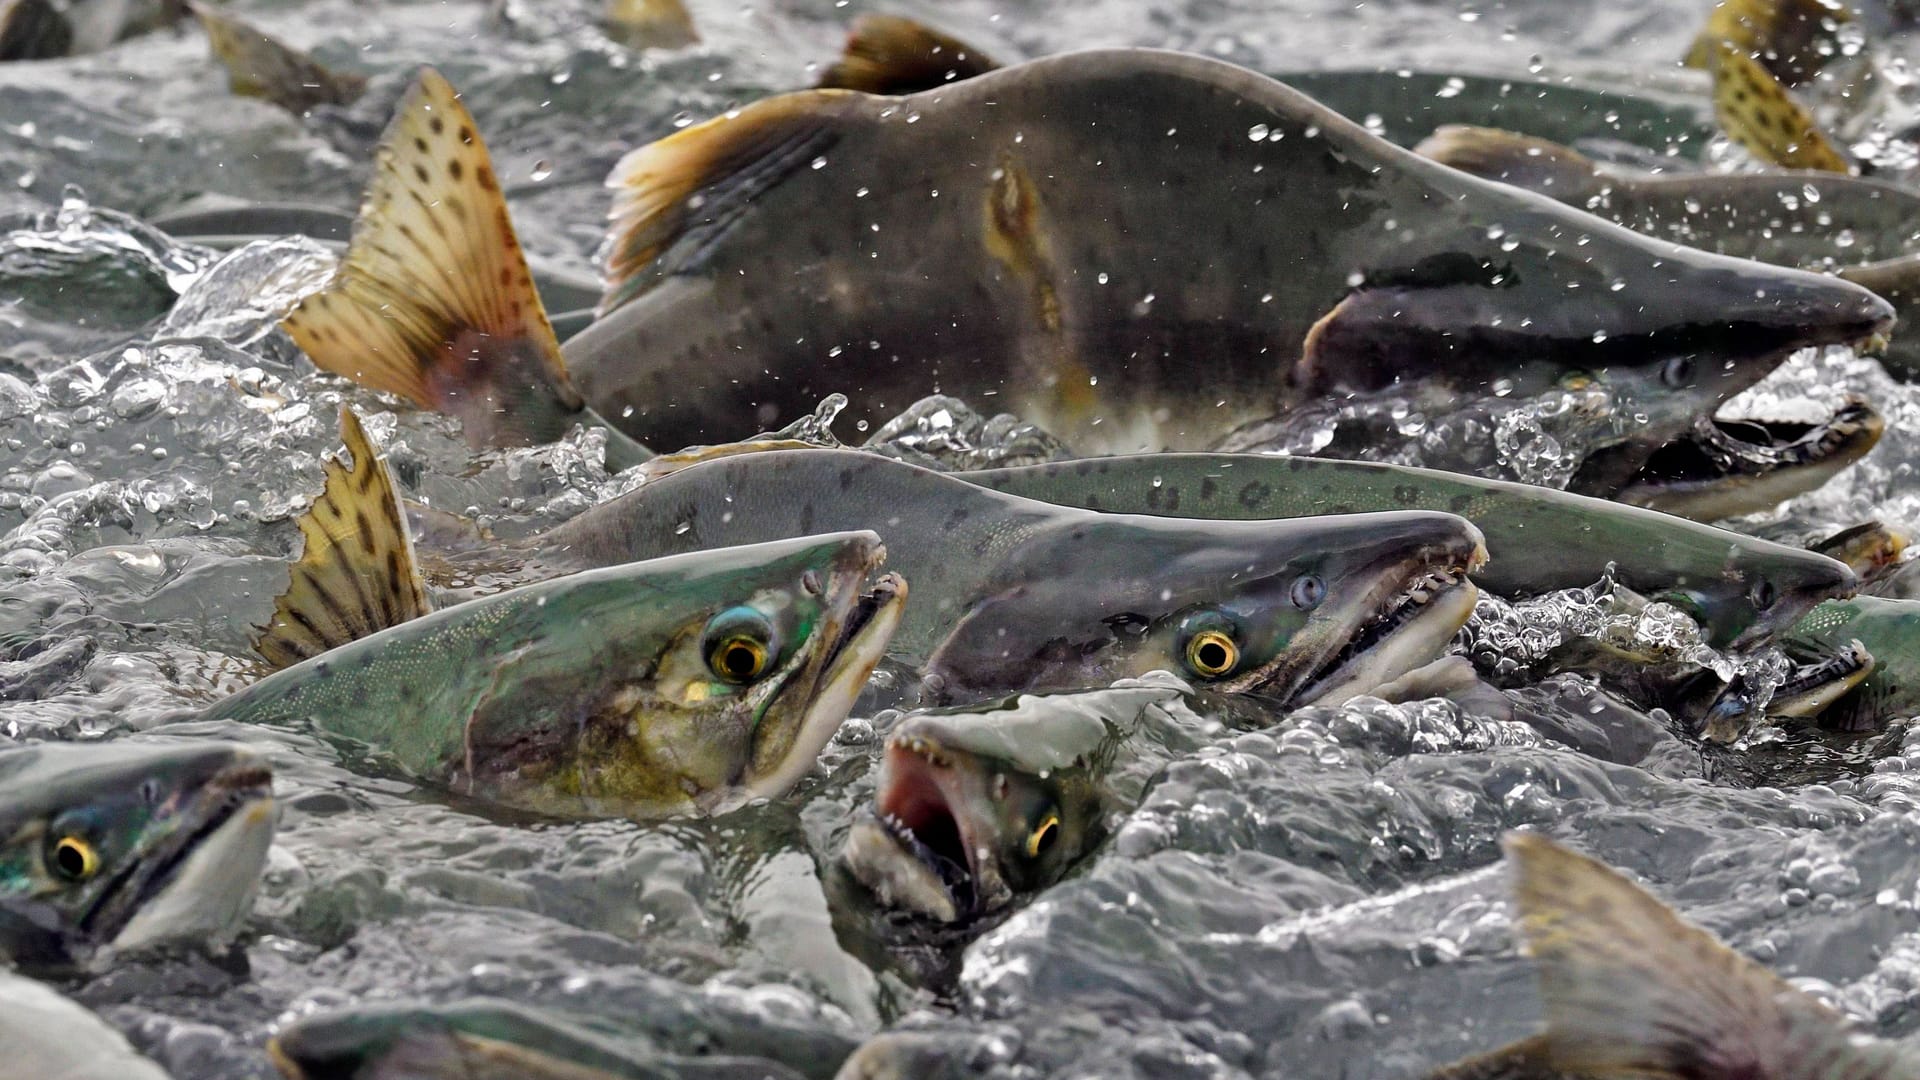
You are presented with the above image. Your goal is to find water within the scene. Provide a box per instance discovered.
[4,2,1920,1077]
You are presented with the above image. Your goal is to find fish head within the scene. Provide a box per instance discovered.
[924,510,1486,706]
[1293,146,1893,469]
[843,699,1112,921]
[0,740,274,968]
[1658,544,1855,650]
[462,532,906,817]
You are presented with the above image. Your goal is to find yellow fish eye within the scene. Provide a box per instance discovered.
[708,635,770,683]
[1026,813,1060,858]
[1185,629,1239,678]
[50,836,99,881]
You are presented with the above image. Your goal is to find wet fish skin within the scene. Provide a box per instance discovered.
[0,740,274,970]
[1421,832,1920,1080]
[955,453,1855,650]
[528,448,1486,707]
[571,49,1889,456]
[0,969,171,1080]
[268,996,803,1080]
[843,677,1203,921]
[1782,595,1920,730]
[202,532,905,820]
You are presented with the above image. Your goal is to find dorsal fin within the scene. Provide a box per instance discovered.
[815,14,1000,95]
[1505,832,1917,1076]
[1413,126,1606,199]
[280,67,590,449]
[599,91,852,314]
[254,407,433,669]
[1709,40,1852,173]
[189,1,367,115]
[603,0,698,50]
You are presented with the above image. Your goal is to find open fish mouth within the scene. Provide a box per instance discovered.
[1291,548,1486,707]
[84,756,276,951]
[1612,397,1884,520]
[1771,638,1875,722]
[844,727,993,923]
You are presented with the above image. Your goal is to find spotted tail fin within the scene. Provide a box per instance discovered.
[254,407,433,669]
[1709,39,1852,173]
[281,67,590,449]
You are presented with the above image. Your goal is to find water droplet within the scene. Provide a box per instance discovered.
[1247,124,1270,141]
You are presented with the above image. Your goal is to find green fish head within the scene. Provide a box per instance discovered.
[0,740,275,969]
[924,510,1486,707]
[462,532,906,817]
[843,697,1115,921]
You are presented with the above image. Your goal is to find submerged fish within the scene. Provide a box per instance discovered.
[503,447,1488,708]
[1427,832,1920,1078]
[269,996,800,1080]
[955,453,1855,648]
[283,57,1890,464]
[843,675,1207,922]
[0,740,274,970]
[0,969,170,1080]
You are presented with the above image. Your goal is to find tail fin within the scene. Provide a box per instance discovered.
[815,14,1000,95]
[1412,126,1604,199]
[189,1,367,115]
[280,68,590,449]
[599,91,849,314]
[1505,832,1916,1077]
[1683,0,1850,87]
[0,0,73,60]
[603,0,698,50]
[1709,39,1852,173]
[254,408,433,669]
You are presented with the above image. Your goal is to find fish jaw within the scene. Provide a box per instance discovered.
[844,727,1007,922]
[1232,515,1489,705]
[735,569,909,805]
[90,751,276,955]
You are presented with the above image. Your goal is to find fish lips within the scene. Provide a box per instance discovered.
[844,726,1004,923]
[731,556,909,807]
[79,753,276,956]
[1226,522,1489,706]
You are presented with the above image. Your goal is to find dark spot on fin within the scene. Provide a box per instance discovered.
[815,14,1001,96]
[1501,832,1903,1076]
[1413,125,1604,199]
[603,0,698,50]
[0,0,73,61]
[1708,40,1852,174]
[254,407,434,670]
[598,89,853,315]
[280,67,589,450]
[189,1,367,115]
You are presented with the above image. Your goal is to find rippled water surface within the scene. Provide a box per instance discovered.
[6,1,1920,1077]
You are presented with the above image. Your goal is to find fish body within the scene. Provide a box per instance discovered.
[0,740,274,970]
[0,969,171,1080]
[522,448,1487,708]
[571,49,1887,457]
[954,452,1855,648]
[1782,595,1920,729]
[205,532,905,820]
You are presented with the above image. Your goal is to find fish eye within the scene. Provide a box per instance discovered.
[1289,574,1326,610]
[1026,813,1060,858]
[702,607,777,684]
[1661,355,1695,388]
[48,836,99,882]
[1185,629,1240,678]
[1748,578,1777,612]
